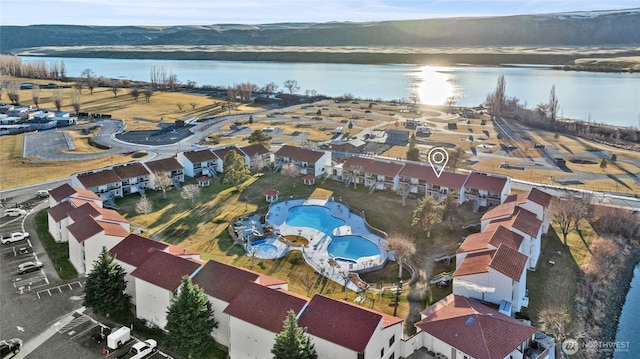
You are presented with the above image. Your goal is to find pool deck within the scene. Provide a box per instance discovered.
[264,198,389,292]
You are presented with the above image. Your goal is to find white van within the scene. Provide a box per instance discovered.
[4,208,26,217]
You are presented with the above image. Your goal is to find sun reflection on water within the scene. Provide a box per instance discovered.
[409,66,463,106]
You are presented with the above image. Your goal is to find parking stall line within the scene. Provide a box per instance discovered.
[36,281,84,299]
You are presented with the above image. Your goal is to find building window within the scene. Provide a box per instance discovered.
[389,335,395,347]
[380,348,384,357]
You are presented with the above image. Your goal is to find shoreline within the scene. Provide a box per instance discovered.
[13,49,640,73]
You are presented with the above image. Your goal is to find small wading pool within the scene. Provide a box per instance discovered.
[254,244,278,258]
[328,235,380,261]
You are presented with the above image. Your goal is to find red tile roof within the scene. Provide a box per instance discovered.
[464,172,508,193]
[48,201,75,222]
[241,143,270,157]
[67,216,104,243]
[131,251,201,291]
[527,187,552,208]
[416,294,537,359]
[72,188,102,201]
[489,244,528,282]
[162,242,199,257]
[486,208,542,238]
[68,202,101,223]
[264,189,280,196]
[110,234,168,268]
[453,250,494,277]
[191,261,260,303]
[99,221,130,237]
[298,295,389,353]
[144,157,183,174]
[428,171,468,189]
[398,162,435,181]
[275,145,325,163]
[487,225,524,251]
[93,205,128,223]
[182,149,218,163]
[223,282,308,333]
[113,162,150,179]
[457,225,524,254]
[481,201,516,221]
[69,198,93,208]
[77,169,121,188]
[343,156,403,178]
[49,183,77,202]
[211,146,240,161]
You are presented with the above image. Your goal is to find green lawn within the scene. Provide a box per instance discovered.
[35,210,78,279]
[114,171,474,329]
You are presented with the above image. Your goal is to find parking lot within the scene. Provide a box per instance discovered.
[23,312,172,359]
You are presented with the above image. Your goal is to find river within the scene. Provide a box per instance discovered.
[614,265,640,358]
[21,56,640,128]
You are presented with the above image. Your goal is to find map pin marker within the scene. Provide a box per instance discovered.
[428,147,449,178]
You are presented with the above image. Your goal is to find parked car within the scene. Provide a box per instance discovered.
[17,261,43,274]
[3,209,26,217]
[0,338,22,358]
[36,190,50,198]
[1,232,30,245]
[118,339,157,359]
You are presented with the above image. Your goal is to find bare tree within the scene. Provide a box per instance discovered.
[70,90,82,115]
[81,68,96,94]
[442,192,460,230]
[31,84,41,107]
[180,184,201,208]
[185,80,197,89]
[130,87,140,102]
[154,171,172,198]
[537,304,571,341]
[553,196,575,245]
[135,196,154,216]
[176,102,184,111]
[250,153,267,172]
[446,95,457,112]
[283,79,300,94]
[385,236,416,279]
[52,88,63,111]
[7,82,20,104]
[150,66,168,90]
[548,84,559,124]
[109,79,121,97]
[485,75,506,119]
[571,194,594,233]
[281,163,301,186]
[73,81,83,93]
[189,102,198,109]
[262,82,278,93]
[143,87,154,103]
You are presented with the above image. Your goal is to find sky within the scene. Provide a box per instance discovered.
[1,0,639,26]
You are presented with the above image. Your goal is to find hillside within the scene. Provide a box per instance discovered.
[2,9,640,65]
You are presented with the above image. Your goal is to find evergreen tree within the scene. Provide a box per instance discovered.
[412,196,444,238]
[221,150,251,188]
[165,276,217,359]
[272,310,318,359]
[406,134,420,161]
[247,129,271,144]
[83,247,130,317]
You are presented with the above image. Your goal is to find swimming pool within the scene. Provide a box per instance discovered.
[328,235,380,261]
[254,244,278,259]
[286,205,345,233]
[285,205,381,261]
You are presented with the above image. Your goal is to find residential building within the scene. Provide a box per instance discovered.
[504,187,553,234]
[342,156,403,193]
[131,251,202,329]
[177,149,219,178]
[112,162,151,196]
[452,244,529,315]
[463,172,511,208]
[143,157,185,190]
[224,282,308,358]
[298,295,404,359]
[211,146,242,173]
[71,169,123,200]
[484,208,543,270]
[414,294,552,359]
[67,215,130,274]
[240,143,272,170]
[274,145,331,177]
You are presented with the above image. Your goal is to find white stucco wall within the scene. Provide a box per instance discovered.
[84,234,126,274]
[227,317,276,359]
[135,279,173,329]
[208,296,231,348]
[115,260,137,302]
[47,213,62,242]
[68,234,85,275]
[363,323,403,359]
[309,334,358,359]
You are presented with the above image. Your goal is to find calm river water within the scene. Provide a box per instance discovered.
[614,265,640,359]
[23,56,640,128]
